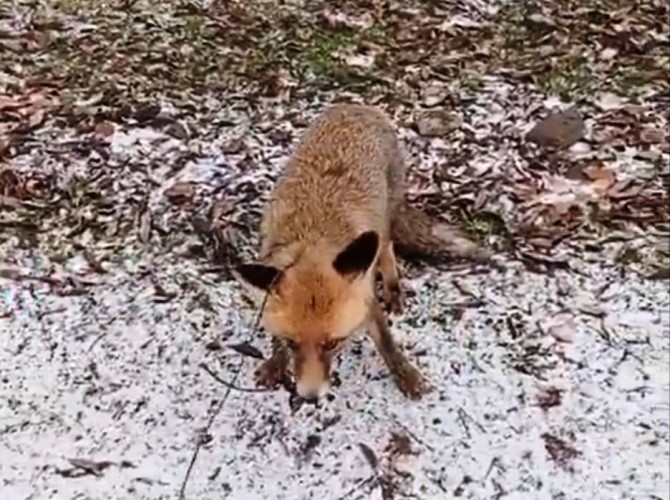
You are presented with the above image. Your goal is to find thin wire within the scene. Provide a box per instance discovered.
[178,286,272,500]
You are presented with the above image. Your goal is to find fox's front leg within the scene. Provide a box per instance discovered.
[366,301,428,399]
[378,240,404,314]
[255,336,290,389]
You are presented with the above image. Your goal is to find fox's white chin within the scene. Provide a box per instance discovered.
[296,380,331,400]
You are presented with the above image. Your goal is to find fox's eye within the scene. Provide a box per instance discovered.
[321,339,343,351]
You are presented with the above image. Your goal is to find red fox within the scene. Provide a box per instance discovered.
[234,104,473,401]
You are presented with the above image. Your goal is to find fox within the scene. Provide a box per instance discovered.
[234,104,477,401]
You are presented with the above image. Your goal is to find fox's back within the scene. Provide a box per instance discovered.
[261,105,404,260]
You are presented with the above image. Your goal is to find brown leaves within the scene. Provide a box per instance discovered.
[591,103,668,152]
[542,433,581,471]
[0,169,52,201]
[0,86,60,157]
[385,432,414,458]
[517,151,668,244]
[536,386,563,410]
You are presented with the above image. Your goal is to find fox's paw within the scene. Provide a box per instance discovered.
[255,356,289,390]
[383,281,405,315]
[394,362,430,400]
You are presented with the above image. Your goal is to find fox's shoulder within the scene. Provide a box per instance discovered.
[305,104,394,136]
[287,104,397,170]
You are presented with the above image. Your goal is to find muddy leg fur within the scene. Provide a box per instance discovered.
[378,240,404,314]
[255,336,290,389]
[366,300,428,399]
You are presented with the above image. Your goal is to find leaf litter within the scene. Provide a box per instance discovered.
[1,0,669,499]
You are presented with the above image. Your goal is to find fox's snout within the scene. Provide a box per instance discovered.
[296,378,330,400]
[292,343,332,399]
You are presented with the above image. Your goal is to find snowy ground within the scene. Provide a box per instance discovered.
[1,1,669,499]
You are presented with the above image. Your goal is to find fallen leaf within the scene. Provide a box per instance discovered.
[639,127,667,145]
[301,434,321,456]
[543,312,576,343]
[594,92,626,111]
[421,83,449,107]
[64,458,114,477]
[536,386,563,410]
[542,434,581,471]
[205,340,223,351]
[343,53,375,69]
[138,207,152,243]
[584,164,616,195]
[415,110,462,137]
[599,47,618,61]
[221,138,244,154]
[165,181,195,203]
[578,304,606,318]
[94,121,115,137]
[646,267,670,280]
[358,443,378,470]
[228,342,264,359]
[135,103,161,122]
[165,121,189,140]
[385,432,414,457]
[321,8,374,30]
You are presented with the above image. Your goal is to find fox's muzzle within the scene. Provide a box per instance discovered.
[293,343,332,399]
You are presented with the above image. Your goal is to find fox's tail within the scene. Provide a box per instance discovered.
[391,201,491,262]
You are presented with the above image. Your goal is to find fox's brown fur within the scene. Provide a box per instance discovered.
[235,104,432,400]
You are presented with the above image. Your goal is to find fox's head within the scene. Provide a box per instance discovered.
[235,231,380,399]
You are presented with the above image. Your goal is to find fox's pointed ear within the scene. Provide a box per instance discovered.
[234,264,283,293]
[333,231,379,278]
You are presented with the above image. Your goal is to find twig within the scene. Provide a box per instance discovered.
[334,476,378,500]
[457,407,486,438]
[200,363,268,393]
[178,282,273,500]
[88,332,107,352]
[369,412,436,452]
[392,418,435,452]
[177,362,240,500]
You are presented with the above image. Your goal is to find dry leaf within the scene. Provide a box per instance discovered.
[536,386,563,410]
[421,83,449,107]
[358,443,378,470]
[415,110,462,137]
[542,434,581,471]
[544,312,576,343]
[94,121,115,137]
[584,164,616,195]
[165,181,195,203]
[228,342,264,359]
[639,127,666,145]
